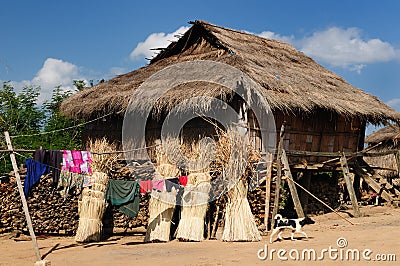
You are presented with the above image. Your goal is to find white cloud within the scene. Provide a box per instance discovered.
[387,98,400,110]
[10,58,86,104]
[129,26,190,60]
[300,27,399,72]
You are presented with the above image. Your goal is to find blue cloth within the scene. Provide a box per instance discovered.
[23,158,50,197]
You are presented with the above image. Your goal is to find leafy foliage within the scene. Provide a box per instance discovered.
[0,82,83,174]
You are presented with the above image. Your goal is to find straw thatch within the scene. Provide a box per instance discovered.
[60,20,399,124]
[365,125,400,179]
[365,125,400,145]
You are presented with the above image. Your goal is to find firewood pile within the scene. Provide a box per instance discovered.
[0,170,79,235]
[0,161,152,236]
[306,174,340,215]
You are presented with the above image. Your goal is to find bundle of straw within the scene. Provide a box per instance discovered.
[144,186,178,242]
[174,138,213,241]
[75,172,108,242]
[217,129,261,241]
[145,143,180,242]
[176,179,211,241]
[88,138,119,173]
[222,178,261,241]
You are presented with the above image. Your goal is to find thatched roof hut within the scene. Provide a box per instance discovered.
[61,20,400,165]
[365,125,400,179]
[61,20,399,123]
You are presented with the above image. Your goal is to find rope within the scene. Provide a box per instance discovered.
[285,175,355,225]
[9,112,113,138]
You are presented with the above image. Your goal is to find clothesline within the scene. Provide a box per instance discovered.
[0,144,161,155]
[9,112,113,139]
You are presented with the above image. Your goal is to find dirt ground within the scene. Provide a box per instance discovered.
[1,205,399,266]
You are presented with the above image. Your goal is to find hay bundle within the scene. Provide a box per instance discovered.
[89,138,119,173]
[222,178,261,241]
[145,142,180,242]
[75,172,108,242]
[144,185,178,242]
[75,139,117,243]
[176,177,211,241]
[218,129,261,242]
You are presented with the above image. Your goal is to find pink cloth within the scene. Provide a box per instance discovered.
[62,150,92,174]
[71,150,83,173]
[62,150,74,171]
[140,180,152,194]
[152,180,164,192]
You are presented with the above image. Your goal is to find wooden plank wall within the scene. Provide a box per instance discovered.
[248,109,366,164]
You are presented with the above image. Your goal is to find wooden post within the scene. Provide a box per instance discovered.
[4,132,42,262]
[395,151,400,177]
[282,149,305,218]
[340,154,361,217]
[264,152,273,229]
[271,123,285,230]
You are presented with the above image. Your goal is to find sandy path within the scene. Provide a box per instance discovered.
[1,205,399,266]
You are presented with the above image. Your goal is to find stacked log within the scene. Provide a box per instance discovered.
[0,170,79,235]
[306,174,340,215]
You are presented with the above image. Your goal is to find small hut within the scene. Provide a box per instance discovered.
[365,125,400,185]
[61,21,400,224]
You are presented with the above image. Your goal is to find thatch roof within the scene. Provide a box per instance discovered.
[61,20,400,123]
[365,125,399,178]
[365,125,400,146]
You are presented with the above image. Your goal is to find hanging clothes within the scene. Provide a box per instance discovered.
[105,179,140,218]
[151,179,165,192]
[80,151,92,174]
[62,150,74,171]
[57,170,85,199]
[24,158,50,197]
[71,150,83,173]
[33,149,62,187]
[62,150,92,174]
[140,180,152,194]
[165,178,180,192]
[179,176,188,186]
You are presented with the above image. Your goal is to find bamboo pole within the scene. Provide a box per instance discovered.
[282,149,304,218]
[264,152,273,229]
[4,132,42,262]
[395,151,400,177]
[271,123,285,230]
[340,154,361,218]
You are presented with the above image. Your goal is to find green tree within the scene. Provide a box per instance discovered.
[41,86,83,150]
[0,82,44,136]
[0,82,83,174]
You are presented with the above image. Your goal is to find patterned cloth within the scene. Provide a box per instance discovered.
[57,170,85,199]
[62,150,92,174]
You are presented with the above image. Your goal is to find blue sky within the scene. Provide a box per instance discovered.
[1,0,400,119]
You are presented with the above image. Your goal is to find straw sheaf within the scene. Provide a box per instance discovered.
[60,20,400,124]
